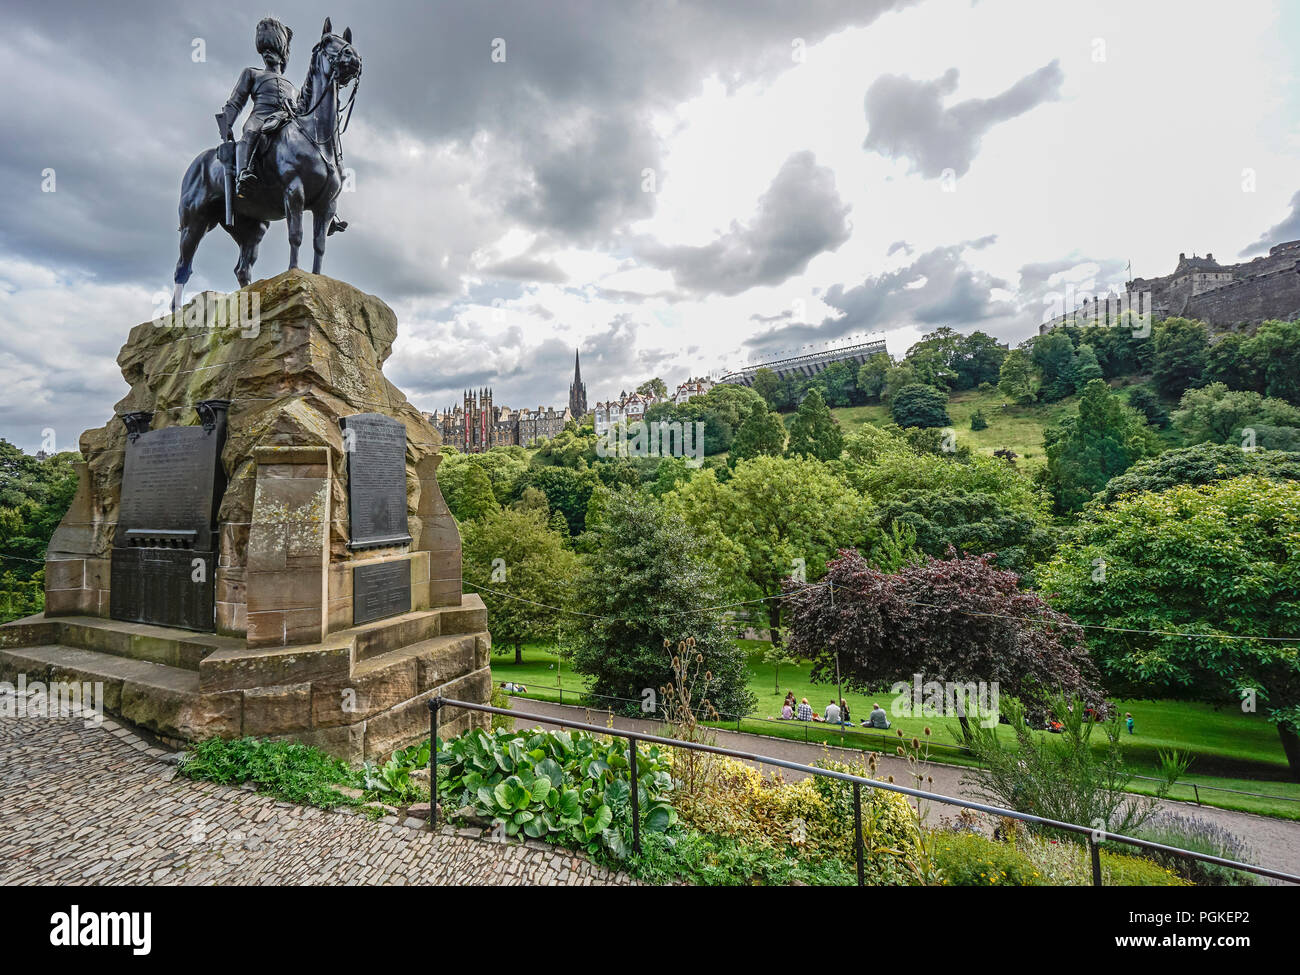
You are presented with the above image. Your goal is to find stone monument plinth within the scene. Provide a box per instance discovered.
[0,270,492,760]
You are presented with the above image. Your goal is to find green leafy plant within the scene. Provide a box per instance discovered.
[361,740,430,803]
[179,736,362,808]
[437,727,676,857]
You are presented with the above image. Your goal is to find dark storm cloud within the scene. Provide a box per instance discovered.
[633,151,851,297]
[744,239,1012,355]
[863,60,1063,178]
[1241,190,1300,257]
[1,0,916,294]
[1,0,921,446]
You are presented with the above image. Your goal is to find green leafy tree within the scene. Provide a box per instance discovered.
[730,403,787,462]
[1206,331,1254,390]
[456,464,499,521]
[637,377,668,400]
[670,455,869,646]
[1092,442,1300,507]
[889,383,951,429]
[969,409,988,431]
[513,465,600,535]
[1031,330,1079,401]
[751,367,784,410]
[1039,476,1300,779]
[882,362,918,401]
[856,353,891,403]
[998,347,1040,405]
[1044,380,1154,512]
[1071,343,1104,386]
[1152,317,1210,398]
[870,489,1056,574]
[1125,386,1168,428]
[0,442,78,622]
[568,488,756,718]
[1245,320,1300,403]
[462,506,578,662]
[818,361,856,407]
[1171,382,1300,447]
[786,388,844,461]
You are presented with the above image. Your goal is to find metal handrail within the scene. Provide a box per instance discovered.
[429,697,1300,887]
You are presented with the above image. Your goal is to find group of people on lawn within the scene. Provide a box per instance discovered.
[775,691,892,729]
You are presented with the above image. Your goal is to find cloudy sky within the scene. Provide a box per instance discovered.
[3,0,1300,451]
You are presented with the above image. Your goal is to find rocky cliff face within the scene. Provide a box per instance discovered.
[50,270,453,629]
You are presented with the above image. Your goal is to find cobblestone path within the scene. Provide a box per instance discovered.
[0,710,636,886]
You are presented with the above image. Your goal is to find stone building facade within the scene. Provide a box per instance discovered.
[427,390,572,453]
[593,390,659,436]
[1041,240,1300,333]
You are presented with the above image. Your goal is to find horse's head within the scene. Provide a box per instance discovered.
[315,17,362,86]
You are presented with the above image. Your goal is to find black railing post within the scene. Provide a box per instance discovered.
[1089,836,1103,886]
[628,739,641,854]
[853,781,865,887]
[428,698,441,831]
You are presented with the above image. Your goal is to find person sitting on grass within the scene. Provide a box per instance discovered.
[863,703,890,729]
[824,700,841,725]
[779,702,794,720]
[839,699,851,725]
[796,697,813,722]
[784,690,797,711]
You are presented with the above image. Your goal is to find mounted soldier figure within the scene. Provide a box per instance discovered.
[219,18,298,198]
[172,17,362,310]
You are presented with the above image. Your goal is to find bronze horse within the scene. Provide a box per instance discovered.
[172,19,361,310]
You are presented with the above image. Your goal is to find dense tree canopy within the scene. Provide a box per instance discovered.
[784,549,1104,714]
[786,388,844,461]
[1039,476,1300,776]
[1171,382,1300,449]
[670,454,868,645]
[870,489,1057,574]
[730,402,787,462]
[1152,317,1210,398]
[461,506,578,663]
[567,488,755,718]
[1092,442,1300,507]
[889,383,951,429]
[1044,380,1154,512]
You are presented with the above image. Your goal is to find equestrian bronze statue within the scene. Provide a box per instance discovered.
[172,17,361,309]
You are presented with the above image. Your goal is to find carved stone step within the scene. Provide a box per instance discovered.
[0,614,242,671]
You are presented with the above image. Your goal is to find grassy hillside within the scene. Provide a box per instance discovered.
[829,388,1080,470]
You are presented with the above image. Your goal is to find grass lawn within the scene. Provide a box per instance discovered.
[487,642,1300,821]
[829,389,1079,471]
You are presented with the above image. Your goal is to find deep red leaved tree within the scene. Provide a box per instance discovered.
[784,548,1104,714]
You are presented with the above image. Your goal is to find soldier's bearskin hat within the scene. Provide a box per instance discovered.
[255,17,293,68]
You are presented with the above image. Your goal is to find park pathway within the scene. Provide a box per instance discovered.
[0,708,635,886]
[509,696,1300,878]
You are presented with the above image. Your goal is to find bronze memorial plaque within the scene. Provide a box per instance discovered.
[110,401,229,631]
[341,413,411,550]
[353,560,412,625]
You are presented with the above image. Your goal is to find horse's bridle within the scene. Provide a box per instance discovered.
[299,34,362,133]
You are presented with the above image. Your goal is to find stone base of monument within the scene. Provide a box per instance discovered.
[0,270,492,760]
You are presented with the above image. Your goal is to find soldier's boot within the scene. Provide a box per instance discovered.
[235,134,260,196]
